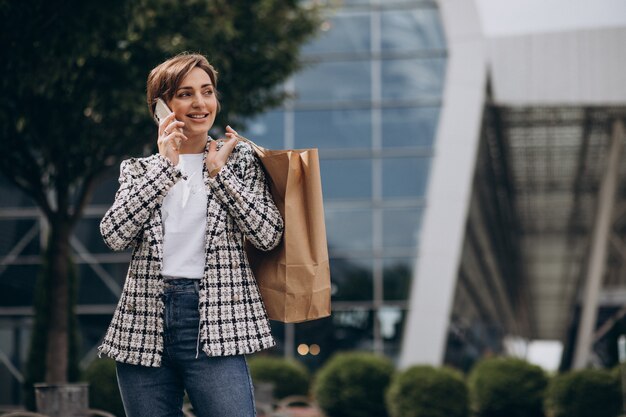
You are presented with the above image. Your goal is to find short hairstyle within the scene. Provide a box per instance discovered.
[146,52,220,118]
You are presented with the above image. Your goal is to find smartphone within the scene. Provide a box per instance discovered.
[154,98,173,125]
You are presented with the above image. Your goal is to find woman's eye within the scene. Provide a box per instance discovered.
[204,90,213,96]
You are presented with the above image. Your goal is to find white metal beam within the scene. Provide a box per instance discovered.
[572,119,624,369]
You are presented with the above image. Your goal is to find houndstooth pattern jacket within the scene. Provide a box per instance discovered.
[98,139,284,367]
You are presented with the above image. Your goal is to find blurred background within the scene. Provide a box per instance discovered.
[2,0,626,413]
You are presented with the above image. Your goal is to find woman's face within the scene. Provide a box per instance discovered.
[168,67,218,138]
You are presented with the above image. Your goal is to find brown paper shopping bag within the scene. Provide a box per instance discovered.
[239,136,331,323]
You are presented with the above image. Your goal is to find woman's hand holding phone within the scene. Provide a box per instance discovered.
[206,125,239,177]
[158,112,187,166]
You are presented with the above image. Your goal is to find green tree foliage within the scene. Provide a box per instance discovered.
[468,357,548,417]
[544,369,621,417]
[386,365,469,417]
[248,356,310,399]
[0,0,319,388]
[313,352,394,417]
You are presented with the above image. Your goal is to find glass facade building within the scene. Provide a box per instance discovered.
[0,0,447,405]
[240,0,447,366]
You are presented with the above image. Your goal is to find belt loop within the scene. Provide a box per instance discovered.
[194,280,200,293]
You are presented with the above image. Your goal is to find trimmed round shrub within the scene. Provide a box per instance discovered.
[83,358,125,417]
[386,365,469,417]
[248,356,310,399]
[313,352,394,417]
[468,357,548,417]
[544,369,620,417]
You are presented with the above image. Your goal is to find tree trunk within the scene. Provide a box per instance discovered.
[44,219,71,383]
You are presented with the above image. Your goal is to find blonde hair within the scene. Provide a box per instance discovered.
[146,53,220,117]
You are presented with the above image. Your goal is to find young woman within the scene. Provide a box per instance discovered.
[98,53,284,417]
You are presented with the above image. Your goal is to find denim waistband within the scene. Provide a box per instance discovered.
[163,278,199,293]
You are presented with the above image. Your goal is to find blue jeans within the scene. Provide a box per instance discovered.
[116,279,256,417]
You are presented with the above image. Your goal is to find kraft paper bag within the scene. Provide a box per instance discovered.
[239,136,331,323]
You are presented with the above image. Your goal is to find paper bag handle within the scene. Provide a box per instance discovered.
[235,134,267,156]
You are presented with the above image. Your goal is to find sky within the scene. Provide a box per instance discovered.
[527,340,563,372]
[475,0,626,36]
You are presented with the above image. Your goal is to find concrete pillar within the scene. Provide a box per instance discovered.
[399,0,487,367]
[572,119,624,369]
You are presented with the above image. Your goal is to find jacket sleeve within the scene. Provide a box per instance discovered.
[100,155,183,251]
[206,143,284,251]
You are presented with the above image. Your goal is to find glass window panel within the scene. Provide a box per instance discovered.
[293,309,374,366]
[0,176,36,207]
[330,257,373,301]
[0,219,40,256]
[240,111,284,149]
[77,264,120,305]
[303,12,371,55]
[90,170,119,205]
[295,61,371,104]
[321,159,372,199]
[325,207,372,251]
[381,308,407,362]
[383,258,414,301]
[78,315,118,355]
[382,58,445,101]
[295,109,371,149]
[382,107,439,148]
[382,157,430,197]
[74,218,116,254]
[0,265,38,307]
[381,9,446,51]
[382,207,423,248]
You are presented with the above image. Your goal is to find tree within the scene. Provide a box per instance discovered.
[0,0,319,387]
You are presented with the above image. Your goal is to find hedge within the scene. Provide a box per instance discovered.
[386,365,468,417]
[314,352,394,417]
[544,368,620,417]
[247,356,310,400]
[468,357,547,417]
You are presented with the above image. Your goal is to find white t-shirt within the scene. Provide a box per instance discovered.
[161,153,207,279]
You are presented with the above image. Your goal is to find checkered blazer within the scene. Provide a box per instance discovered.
[98,140,283,367]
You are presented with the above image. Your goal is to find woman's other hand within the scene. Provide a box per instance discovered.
[206,125,239,177]
[157,112,187,165]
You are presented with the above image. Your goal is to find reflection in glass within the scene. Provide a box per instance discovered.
[240,111,284,149]
[382,157,430,197]
[382,107,439,148]
[383,258,414,300]
[303,12,371,55]
[268,321,286,356]
[382,309,407,361]
[0,176,36,207]
[294,311,374,367]
[378,306,403,339]
[381,9,446,51]
[77,264,121,305]
[330,257,373,301]
[320,159,372,199]
[74,218,121,254]
[295,109,371,149]
[90,172,121,205]
[0,219,39,256]
[295,61,371,103]
[382,207,423,248]
[382,58,445,101]
[0,265,39,306]
[325,207,372,251]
